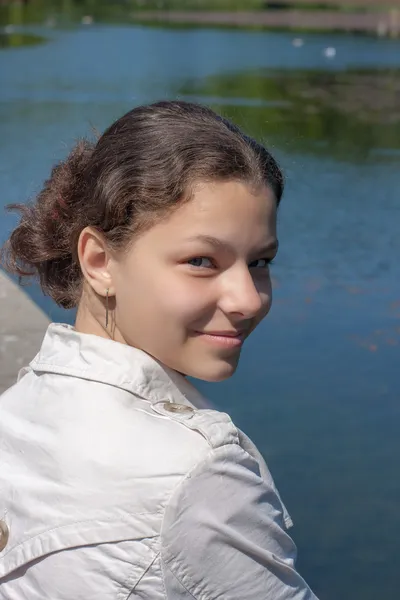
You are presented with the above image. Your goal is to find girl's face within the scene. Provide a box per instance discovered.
[110,180,278,381]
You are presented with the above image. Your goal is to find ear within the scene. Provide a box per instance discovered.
[77,227,114,296]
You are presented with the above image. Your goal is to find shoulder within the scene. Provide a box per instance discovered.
[154,405,294,531]
[150,400,240,449]
[159,442,296,597]
[1,370,239,479]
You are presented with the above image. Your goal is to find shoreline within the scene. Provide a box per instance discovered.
[0,270,49,394]
[131,9,400,36]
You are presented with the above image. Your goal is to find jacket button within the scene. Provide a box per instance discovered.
[162,402,194,414]
[0,520,9,552]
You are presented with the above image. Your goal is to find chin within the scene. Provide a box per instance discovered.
[194,358,239,383]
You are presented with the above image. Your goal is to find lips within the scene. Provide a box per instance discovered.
[193,330,246,348]
[202,331,245,338]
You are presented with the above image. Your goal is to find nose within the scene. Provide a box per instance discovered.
[218,265,269,320]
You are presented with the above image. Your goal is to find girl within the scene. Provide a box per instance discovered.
[0,101,318,599]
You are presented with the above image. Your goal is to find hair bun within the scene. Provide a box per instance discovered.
[1,139,95,308]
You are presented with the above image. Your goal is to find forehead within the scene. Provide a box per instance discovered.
[157,180,277,243]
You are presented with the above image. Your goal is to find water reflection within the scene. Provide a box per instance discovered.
[1,14,400,600]
[180,68,400,160]
[0,30,46,48]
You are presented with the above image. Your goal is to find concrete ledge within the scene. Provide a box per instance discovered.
[0,270,50,394]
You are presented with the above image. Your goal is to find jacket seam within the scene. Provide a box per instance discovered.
[119,549,161,600]
[182,413,240,447]
[1,511,162,558]
[161,556,199,600]
[159,551,168,600]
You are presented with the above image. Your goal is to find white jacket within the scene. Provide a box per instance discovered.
[0,323,318,599]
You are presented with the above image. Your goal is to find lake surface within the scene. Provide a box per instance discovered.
[1,13,399,600]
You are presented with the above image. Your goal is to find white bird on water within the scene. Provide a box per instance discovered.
[323,47,336,59]
[292,38,304,47]
[81,15,94,26]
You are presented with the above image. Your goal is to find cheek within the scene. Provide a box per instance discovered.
[256,275,273,320]
[160,276,216,323]
[118,267,215,325]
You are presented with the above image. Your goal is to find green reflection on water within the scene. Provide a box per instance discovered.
[0,31,46,48]
[179,68,400,160]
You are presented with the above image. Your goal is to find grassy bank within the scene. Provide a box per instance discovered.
[2,0,400,36]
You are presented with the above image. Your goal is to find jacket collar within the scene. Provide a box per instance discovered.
[26,323,212,410]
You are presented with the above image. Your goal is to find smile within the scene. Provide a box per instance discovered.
[194,331,245,348]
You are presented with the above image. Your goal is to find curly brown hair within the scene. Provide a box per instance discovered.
[1,101,284,309]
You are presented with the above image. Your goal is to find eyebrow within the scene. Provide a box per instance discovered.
[184,234,279,255]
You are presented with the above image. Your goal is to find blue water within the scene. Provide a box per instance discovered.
[1,22,400,599]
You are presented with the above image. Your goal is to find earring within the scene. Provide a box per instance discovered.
[105,288,109,328]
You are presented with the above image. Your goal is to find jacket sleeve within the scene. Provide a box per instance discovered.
[160,443,319,600]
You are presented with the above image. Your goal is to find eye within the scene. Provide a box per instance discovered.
[249,258,274,269]
[187,256,215,269]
